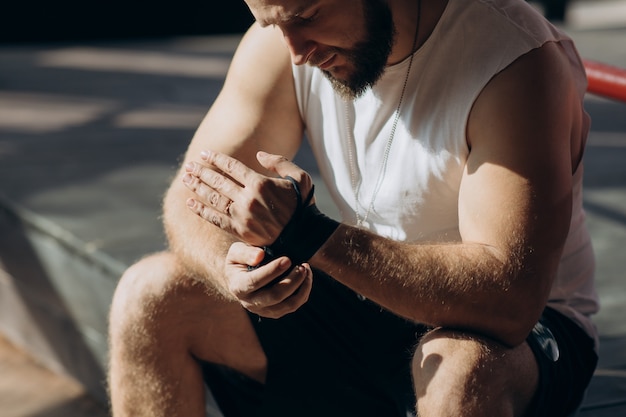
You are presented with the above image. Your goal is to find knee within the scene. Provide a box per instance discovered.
[411,328,532,416]
[108,252,192,345]
[412,329,487,410]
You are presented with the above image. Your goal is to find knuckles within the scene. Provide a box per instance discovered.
[207,172,225,189]
[224,156,238,173]
[209,191,220,206]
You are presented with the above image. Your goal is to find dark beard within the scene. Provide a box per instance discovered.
[323,0,396,100]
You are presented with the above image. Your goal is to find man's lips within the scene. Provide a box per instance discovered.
[317,54,337,70]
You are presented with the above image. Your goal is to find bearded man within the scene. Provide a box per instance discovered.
[108,1,599,416]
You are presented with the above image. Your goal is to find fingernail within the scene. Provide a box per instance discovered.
[186,198,195,208]
[200,151,209,160]
[185,162,194,171]
[280,257,291,268]
[182,173,192,184]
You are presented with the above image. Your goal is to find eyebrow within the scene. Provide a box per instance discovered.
[257,1,316,27]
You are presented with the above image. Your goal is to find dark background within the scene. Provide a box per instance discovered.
[1,1,255,43]
[1,1,569,44]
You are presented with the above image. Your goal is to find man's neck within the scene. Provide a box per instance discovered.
[387,0,449,65]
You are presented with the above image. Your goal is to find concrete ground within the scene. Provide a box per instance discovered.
[0,334,108,417]
[0,1,625,416]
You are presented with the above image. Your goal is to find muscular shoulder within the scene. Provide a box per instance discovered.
[188,24,303,172]
[468,41,584,164]
[224,23,295,108]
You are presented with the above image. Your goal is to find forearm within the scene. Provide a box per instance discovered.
[311,224,552,346]
[162,177,236,298]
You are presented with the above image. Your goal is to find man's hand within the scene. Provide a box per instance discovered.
[225,242,313,318]
[182,150,314,247]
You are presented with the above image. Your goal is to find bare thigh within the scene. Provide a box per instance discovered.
[412,328,539,417]
[108,251,266,416]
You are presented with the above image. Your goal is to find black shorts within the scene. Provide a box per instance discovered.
[525,306,598,417]
[202,271,597,417]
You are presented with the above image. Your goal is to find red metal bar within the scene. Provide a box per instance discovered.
[583,59,626,103]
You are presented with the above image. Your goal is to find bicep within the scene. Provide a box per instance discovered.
[460,42,579,291]
[162,24,303,271]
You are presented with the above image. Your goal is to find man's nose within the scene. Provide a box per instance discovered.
[282,28,315,66]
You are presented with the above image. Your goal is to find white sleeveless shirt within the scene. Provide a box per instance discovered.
[292,0,599,343]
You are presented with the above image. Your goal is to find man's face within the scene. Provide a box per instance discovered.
[246,0,396,100]
[321,0,395,100]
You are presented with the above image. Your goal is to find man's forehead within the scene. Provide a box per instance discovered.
[245,0,318,25]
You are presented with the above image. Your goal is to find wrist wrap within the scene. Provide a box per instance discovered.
[251,176,339,269]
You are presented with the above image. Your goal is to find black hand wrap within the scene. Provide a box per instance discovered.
[249,176,339,271]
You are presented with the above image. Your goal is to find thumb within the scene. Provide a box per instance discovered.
[256,151,304,180]
[256,151,315,202]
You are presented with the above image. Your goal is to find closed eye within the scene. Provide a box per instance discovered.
[298,10,318,24]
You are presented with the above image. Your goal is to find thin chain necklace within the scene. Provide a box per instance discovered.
[346,0,421,228]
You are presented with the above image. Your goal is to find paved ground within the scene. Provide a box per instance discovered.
[0,334,109,417]
[0,1,625,416]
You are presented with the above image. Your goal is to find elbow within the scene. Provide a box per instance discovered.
[492,285,551,348]
[475,271,552,348]
[494,318,538,348]
[494,250,556,347]
[441,313,538,349]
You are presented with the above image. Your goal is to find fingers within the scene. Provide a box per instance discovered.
[257,151,315,204]
[182,170,233,214]
[228,241,266,269]
[182,157,245,237]
[241,264,313,318]
[256,150,296,177]
[183,158,242,205]
[226,243,312,318]
[183,176,234,235]
[200,150,256,188]
[182,150,307,246]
